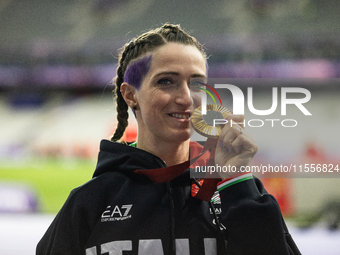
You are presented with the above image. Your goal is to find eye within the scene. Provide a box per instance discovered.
[190,80,206,92]
[190,79,206,88]
[190,79,201,86]
[157,78,173,85]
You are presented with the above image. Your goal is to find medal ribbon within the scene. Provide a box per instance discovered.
[134,138,219,202]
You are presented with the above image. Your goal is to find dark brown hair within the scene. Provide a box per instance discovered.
[111,23,207,142]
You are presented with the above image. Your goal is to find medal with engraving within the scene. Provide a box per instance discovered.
[191,104,232,139]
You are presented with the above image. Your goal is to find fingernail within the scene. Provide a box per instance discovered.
[225,147,229,153]
[219,140,223,148]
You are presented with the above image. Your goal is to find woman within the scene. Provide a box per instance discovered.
[37,24,300,255]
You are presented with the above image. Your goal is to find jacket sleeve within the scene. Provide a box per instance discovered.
[36,187,91,255]
[218,175,301,255]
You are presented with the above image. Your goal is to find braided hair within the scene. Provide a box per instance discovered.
[111,23,207,142]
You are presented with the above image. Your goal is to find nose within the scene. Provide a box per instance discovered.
[175,82,192,107]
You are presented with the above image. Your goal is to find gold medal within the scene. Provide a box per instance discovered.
[191,104,232,139]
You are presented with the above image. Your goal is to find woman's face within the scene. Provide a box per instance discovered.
[134,42,207,144]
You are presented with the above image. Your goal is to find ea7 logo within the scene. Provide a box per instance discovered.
[101,204,133,222]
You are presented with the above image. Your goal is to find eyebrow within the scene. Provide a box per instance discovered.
[154,71,206,78]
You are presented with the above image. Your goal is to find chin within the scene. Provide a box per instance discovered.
[170,130,191,143]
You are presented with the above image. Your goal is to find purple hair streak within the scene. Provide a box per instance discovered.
[123,55,152,89]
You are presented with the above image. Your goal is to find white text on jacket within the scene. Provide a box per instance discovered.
[86,238,217,255]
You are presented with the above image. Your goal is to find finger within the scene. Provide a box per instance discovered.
[219,115,244,139]
[219,126,237,153]
[226,114,245,129]
[219,125,254,153]
[219,116,244,151]
[231,133,258,155]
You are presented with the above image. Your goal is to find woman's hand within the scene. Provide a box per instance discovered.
[214,115,258,180]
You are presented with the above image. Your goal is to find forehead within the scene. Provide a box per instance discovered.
[148,43,207,74]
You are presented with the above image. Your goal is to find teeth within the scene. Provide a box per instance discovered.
[170,113,190,119]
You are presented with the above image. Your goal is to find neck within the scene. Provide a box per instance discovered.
[137,136,190,167]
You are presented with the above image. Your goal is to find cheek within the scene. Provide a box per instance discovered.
[139,90,167,117]
[148,90,171,107]
[139,94,167,129]
[191,92,202,109]
[137,86,173,120]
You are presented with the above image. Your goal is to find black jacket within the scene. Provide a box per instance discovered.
[36,140,301,255]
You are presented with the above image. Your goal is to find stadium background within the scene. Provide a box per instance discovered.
[1,0,340,254]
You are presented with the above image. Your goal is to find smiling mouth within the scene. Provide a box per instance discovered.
[169,113,191,119]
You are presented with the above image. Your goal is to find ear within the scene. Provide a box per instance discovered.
[120,82,138,109]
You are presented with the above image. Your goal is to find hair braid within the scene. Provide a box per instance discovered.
[111,23,207,142]
[111,68,129,141]
[110,43,134,142]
